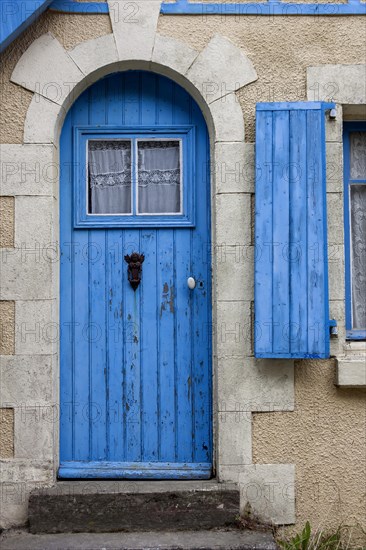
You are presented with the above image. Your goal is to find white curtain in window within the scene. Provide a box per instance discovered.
[138,141,180,214]
[350,132,366,179]
[88,141,131,214]
[351,185,366,329]
[350,132,366,329]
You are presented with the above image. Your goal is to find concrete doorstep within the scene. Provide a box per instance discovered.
[0,529,277,550]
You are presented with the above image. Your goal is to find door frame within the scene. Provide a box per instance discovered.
[13,29,255,487]
[58,73,213,479]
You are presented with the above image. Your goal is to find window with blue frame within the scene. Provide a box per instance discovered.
[73,126,195,228]
[343,123,366,340]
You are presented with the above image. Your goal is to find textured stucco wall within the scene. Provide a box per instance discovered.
[1,14,366,143]
[0,408,14,458]
[157,16,366,142]
[0,301,15,355]
[253,360,366,542]
[0,196,14,247]
[0,11,111,143]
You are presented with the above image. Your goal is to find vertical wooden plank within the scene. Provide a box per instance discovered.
[289,110,308,355]
[72,231,92,460]
[123,229,142,462]
[255,110,274,354]
[123,71,140,126]
[106,230,124,461]
[307,109,326,356]
[157,75,174,125]
[140,230,159,461]
[157,230,176,462]
[60,110,74,462]
[140,72,158,126]
[157,76,181,463]
[89,78,107,125]
[88,78,108,460]
[138,72,159,462]
[89,229,108,460]
[106,73,123,125]
[105,75,125,460]
[174,229,192,462]
[272,110,290,354]
[172,82,190,125]
[191,108,211,464]
[70,89,91,461]
[123,74,142,461]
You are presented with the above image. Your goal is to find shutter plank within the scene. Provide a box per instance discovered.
[306,109,327,356]
[255,110,273,354]
[289,109,308,355]
[272,110,290,354]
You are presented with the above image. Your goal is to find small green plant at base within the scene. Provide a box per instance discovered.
[277,522,361,550]
[278,521,312,550]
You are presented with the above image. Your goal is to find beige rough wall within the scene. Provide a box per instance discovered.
[0,196,14,247]
[0,11,111,143]
[253,360,366,543]
[0,301,15,355]
[1,15,366,143]
[0,408,14,458]
[157,16,366,141]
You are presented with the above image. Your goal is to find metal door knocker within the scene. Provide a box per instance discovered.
[124,252,145,291]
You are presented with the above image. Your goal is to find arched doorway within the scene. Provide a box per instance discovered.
[59,71,212,479]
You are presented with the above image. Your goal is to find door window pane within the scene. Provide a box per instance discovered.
[88,141,132,214]
[350,132,366,179]
[350,185,366,329]
[137,140,181,214]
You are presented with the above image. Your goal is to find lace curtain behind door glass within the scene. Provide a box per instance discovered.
[350,132,366,329]
[88,141,132,214]
[137,141,181,214]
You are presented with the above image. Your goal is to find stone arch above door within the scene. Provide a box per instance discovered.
[11,26,257,146]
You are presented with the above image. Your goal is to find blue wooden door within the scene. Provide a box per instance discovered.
[59,71,212,479]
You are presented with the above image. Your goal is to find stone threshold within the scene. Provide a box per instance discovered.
[0,529,277,550]
[32,479,238,496]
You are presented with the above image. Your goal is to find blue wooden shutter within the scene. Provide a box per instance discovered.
[254,102,334,359]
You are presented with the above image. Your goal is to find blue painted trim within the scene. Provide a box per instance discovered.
[257,102,335,111]
[0,0,53,54]
[321,102,331,358]
[74,125,196,229]
[343,121,366,341]
[346,330,366,340]
[255,353,330,359]
[161,0,366,15]
[48,0,366,16]
[59,461,212,479]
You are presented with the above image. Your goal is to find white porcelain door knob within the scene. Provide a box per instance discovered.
[187,277,196,290]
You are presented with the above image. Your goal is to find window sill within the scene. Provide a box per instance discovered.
[343,341,366,355]
[336,351,366,388]
[345,330,366,341]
